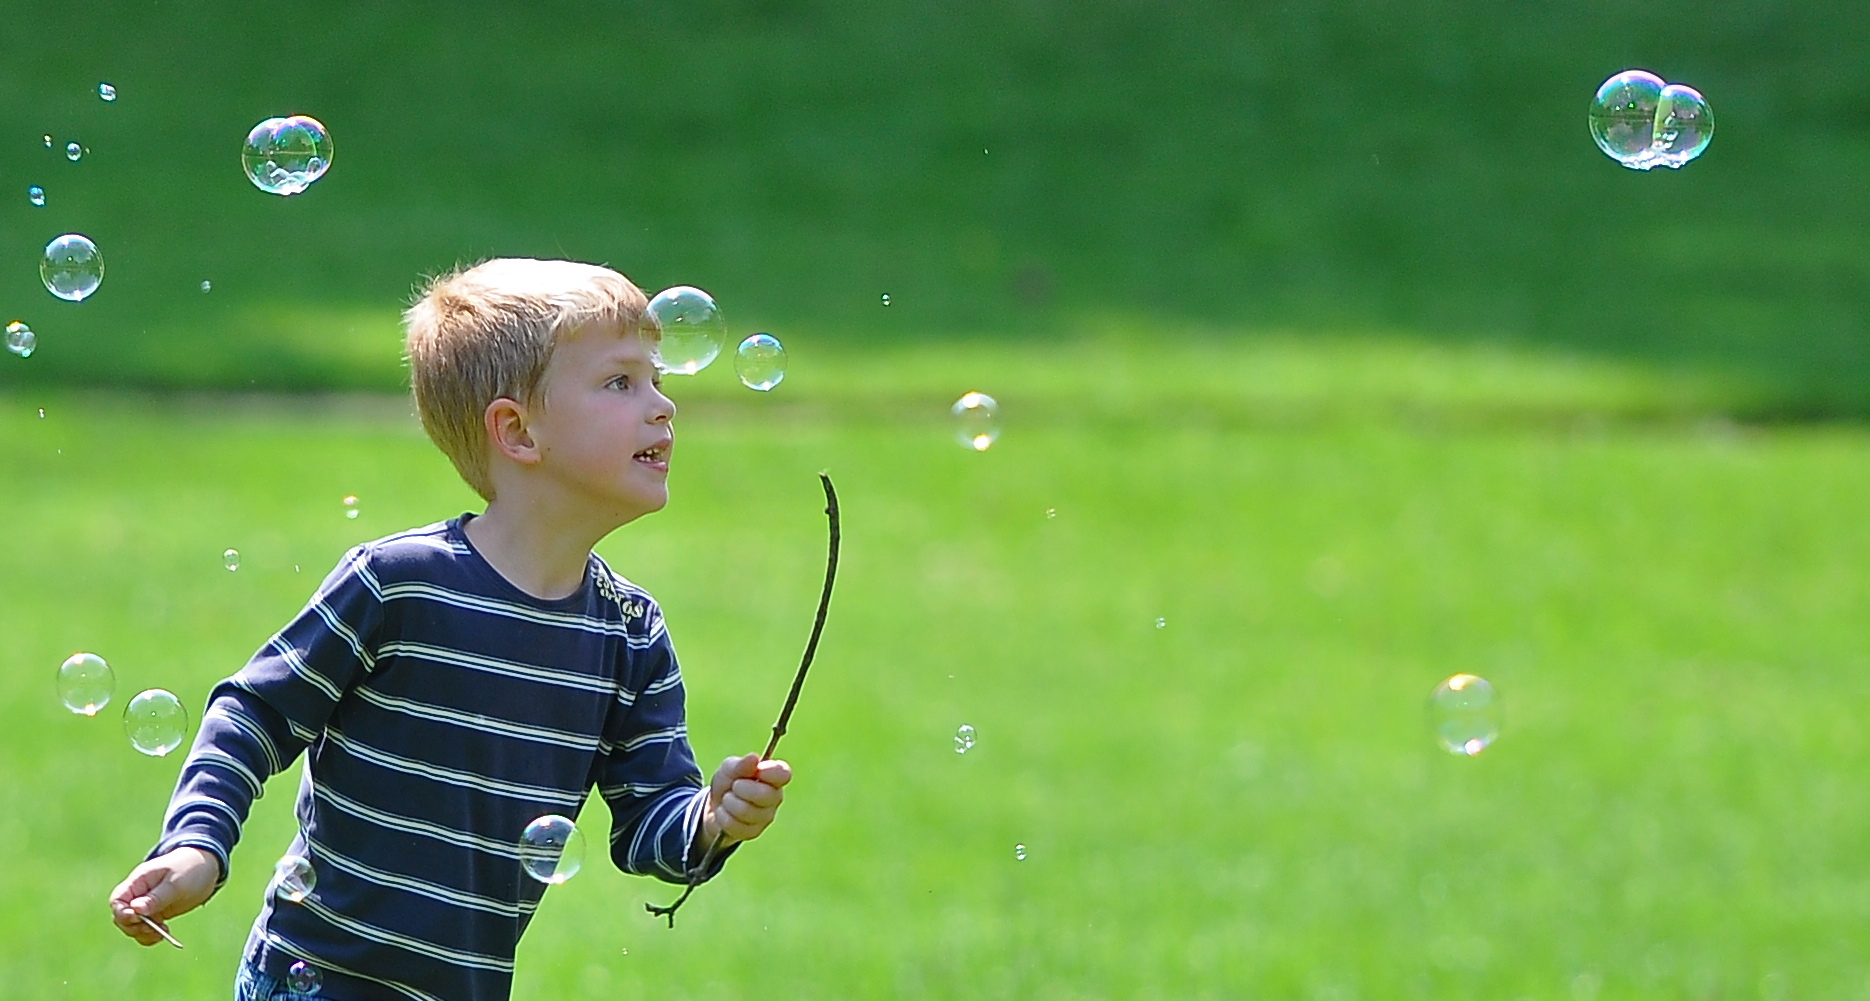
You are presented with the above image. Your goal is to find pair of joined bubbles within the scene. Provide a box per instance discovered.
[645,286,789,391]
[1589,70,1713,170]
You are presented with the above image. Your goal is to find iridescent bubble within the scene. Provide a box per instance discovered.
[954,724,976,754]
[1014,844,1027,861]
[519,814,586,884]
[98,83,116,102]
[286,961,322,995]
[27,186,44,207]
[951,392,1001,451]
[123,689,188,756]
[733,333,788,391]
[223,548,240,572]
[65,142,82,162]
[1431,673,1500,756]
[1589,70,1665,168]
[646,286,727,375]
[1651,83,1713,168]
[56,652,115,715]
[41,234,104,302]
[242,115,334,196]
[6,321,36,359]
[271,855,317,903]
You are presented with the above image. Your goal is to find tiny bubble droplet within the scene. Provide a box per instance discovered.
[880,294,891,306]
[27,186,45,207]
[1014,844,1027,860]
[1045,508,1056,519]
[954,724,976,754]
[342,495,360,519]
[200,280,212,293]
[42,135,52,148]
[223,549,240,572]
[286,961,322,995]
[6,321,36,359]
[1155,617,1167,629]
[98,83,116,102]
[65,142,82,162]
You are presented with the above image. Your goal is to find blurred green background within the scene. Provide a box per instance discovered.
[4,3,1870,1000]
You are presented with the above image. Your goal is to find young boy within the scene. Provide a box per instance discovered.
[107,258,791,1000]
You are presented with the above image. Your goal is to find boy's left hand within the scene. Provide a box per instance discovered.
[700,754,791,846]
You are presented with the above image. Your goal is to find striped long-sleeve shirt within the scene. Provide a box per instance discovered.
[151,517,726,1001]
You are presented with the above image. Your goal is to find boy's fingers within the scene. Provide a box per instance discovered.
[755,759,792,787]
[730,777,783,808]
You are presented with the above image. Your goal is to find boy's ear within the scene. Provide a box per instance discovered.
[484,397,542,465]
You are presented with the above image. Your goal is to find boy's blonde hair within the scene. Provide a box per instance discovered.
[404,258,653,501]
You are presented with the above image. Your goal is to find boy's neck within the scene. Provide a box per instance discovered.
[463,501,608,602]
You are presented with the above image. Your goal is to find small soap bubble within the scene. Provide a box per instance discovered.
[342,495,359,519]
[242,115,334,196]
[65,142,82,161]
[880,294,891,306]
[223,548,240,572]
[27,186,45,207]
[42,134,52,148]
[56,652,115,715]
[1431,673,1501,756]
[200,280,212,293]
[41,234,104,302]
[951,392,1001,451]
[98,83,116,102]
[519,814,586,884]
[1045,508,1057,519]
[286,961,322,995]
[271,855,317,903]
[37,408,46,419]
[1651,83,1713,168]
[6,321,36,359]
[954,724,976,754]
[733,333,788,391]
[123,689,188,756]
[1014,844,1027,861]
[1155,617,1167,629]
[646,286,727,375]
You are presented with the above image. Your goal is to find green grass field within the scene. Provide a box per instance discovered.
[6,336,1869,999]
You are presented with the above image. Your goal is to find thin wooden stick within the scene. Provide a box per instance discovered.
[648,473,841,927]
[138,913,185,949]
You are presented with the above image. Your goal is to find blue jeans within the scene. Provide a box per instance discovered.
[234,959,325,1001]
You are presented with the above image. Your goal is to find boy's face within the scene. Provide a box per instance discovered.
[527,323,676,522]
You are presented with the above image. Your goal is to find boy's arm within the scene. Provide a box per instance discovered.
[108,547,384,944]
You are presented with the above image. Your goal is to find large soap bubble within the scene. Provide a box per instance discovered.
[1589,70,1713,170]
[647,286,727,375]
[734,333,788,391]
[57,652,115,715]
[123,689,189,756]
[41,234,104,301]
[519,814,586,884]
[243,115,334,195]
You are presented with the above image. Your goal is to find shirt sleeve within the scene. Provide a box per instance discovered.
[148,546,384,881]
[597,603,735,884]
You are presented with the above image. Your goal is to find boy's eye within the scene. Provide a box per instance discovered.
[608,375,631,391]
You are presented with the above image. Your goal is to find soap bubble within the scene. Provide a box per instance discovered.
[123,689,188,756]
[954,724,977,753]
[242,115,333,196]
[951,392,1001,451]
[1014,844,1027,860]
[286,962,322,995]
[27,186,44,207]
[1589,70,1665,168]
[1651,84,1713,168]
[6,321,36,359]
[1431,673,1500,756]
[223,549,240,572]
[56,652,115,715]
[519,814,586,884]
[271,855,317,903]
[42,135,52,148]
[734,333,788,391]
[342,495,359,519]
[41,234,104,302]
[646,286,727,375]
[65,142,82,161]
[880,294,891,306]
[200,280,212,293]
[98,83,116,102]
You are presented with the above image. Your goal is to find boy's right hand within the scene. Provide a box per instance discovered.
[109,846,220,946]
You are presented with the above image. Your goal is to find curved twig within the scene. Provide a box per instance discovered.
[648,473,841,927]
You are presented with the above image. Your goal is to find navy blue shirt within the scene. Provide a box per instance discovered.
[152,516,723,1001]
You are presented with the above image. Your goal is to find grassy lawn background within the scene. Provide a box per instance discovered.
[5,337,1869,999]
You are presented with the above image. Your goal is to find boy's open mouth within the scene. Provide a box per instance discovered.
[633,440,671,465]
